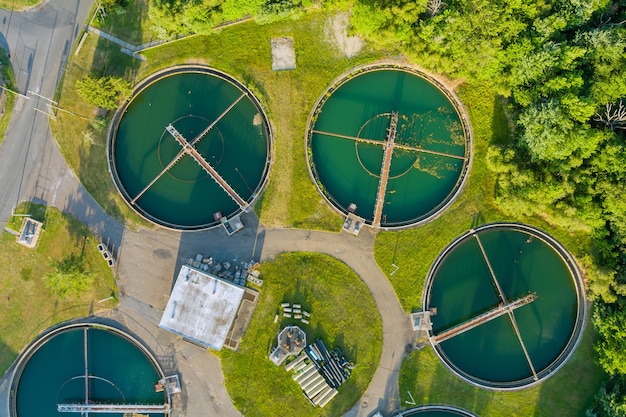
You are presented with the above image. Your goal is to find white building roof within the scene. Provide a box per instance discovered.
[159,265,245,350]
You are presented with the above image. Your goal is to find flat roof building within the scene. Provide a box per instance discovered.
[160,265,246,350]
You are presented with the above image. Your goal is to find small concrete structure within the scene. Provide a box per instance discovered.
[155,374,182,396]
[16,218,43,248]
[342,212,365,236]
[160,265,247,350]
[410,311,433,332]
[271,37,296,71]
[214,211,244,236]
[270,325,306,366]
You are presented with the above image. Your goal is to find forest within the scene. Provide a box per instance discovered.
[99,0,626,414]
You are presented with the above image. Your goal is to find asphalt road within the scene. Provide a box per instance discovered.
[0,3,416,416]
[0,0,94,228]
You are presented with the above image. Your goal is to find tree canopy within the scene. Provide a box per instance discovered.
[45,253,93,300]
[75,75,133,110]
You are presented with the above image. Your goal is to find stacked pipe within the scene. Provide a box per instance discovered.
[306,340,347,388]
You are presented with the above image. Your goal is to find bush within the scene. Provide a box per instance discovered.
[45,253,93,300]
[75,75,132,110]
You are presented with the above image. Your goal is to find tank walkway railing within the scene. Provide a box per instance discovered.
[57,403,168,413]
[189,92,246,146]
[130,152,186,204]
[473,233,509,304]
[311,130,466,162]
[372,111,398,227]
[83,328,88,406]
[311,130,381,145]
[508,307,539,380]
[393,143,467,160]
[472,231,539,380]
[128,93,246,206]
[431,292,537,345]
[166,124,248,209]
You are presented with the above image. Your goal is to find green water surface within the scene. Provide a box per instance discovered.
[310,69,467,226]
[113,71,269,228]
[15,326,164,417]
[426,227,578,385]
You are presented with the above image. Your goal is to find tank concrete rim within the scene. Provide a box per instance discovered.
[107,64,274,231]
[421,222,587,390]
[400,404,478,416]
[9,320,168,417]
[305,61,474,230]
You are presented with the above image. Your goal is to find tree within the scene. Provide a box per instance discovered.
[595,101,626,131]
[426,0,445,17]
[594,303,626,375]
[517,98,603,162]
[45,254,93,300]
[75,75,132,110]
[587,379,626,417]
[351,0,427,46]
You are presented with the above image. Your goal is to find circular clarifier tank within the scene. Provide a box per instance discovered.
[423,223,586,390]
[10,322,167,417]
[109,65,272,230]
[401,405,477,417]
[306,64,472,229]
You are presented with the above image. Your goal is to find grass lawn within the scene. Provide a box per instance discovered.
[0,0,39,10]
[91,0,153,45]
[220,252,382,417]
[0,48,16,148]
[373,79,604,416]
[0,203,117,374]
[398,325,603,417]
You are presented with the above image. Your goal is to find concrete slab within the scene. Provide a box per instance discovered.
[271,37,296,71]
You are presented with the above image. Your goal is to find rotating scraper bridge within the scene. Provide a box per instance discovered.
[130,95,249,211]
[307,64,473,229]
[312,111,466,227]
[56,327,168,414]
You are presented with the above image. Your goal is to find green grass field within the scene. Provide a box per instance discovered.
[0,203,116,373]
[220,252,382,416]
[0,0,39,10]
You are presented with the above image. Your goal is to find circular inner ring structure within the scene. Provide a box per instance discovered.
[306,64,472,229]
[423,223,586,390]
[108,65,272,230]
[10,322,167,417]
[400,405,478,417]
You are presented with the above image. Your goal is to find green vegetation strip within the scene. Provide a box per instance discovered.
[220,252,382,417]
[0,203,117,374]
[0,49,16,148]
[0,0,39,10]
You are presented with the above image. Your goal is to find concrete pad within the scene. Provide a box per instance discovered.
[271,37,296,71]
